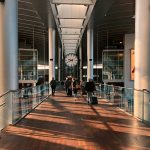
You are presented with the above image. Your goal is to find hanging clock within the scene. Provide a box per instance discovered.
[65,53,78,67]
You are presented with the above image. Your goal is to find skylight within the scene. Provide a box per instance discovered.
[50,0,96,55]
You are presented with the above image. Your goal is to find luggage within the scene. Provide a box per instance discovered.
[89,96,98,104]
[23,94,29,99]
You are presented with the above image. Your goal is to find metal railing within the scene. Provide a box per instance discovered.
[95,83,150,123]
[0,83,51,130]
[1,82,150,130]
[0,91,13,130]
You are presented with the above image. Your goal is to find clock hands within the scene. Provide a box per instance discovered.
[68,59,73,61]
[65,54,78,67]
[66,59,73,63]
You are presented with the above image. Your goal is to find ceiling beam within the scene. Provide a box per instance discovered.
[57,16,86,19]
[61,33,80,35]
[51,0,94,5]
[59,26,83,29]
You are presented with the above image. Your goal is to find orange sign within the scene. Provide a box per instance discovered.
[131,49,134,80]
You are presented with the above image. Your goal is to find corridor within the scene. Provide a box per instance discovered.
[0,90,150,150]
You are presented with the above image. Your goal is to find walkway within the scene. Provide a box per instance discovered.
[0,90,150,150]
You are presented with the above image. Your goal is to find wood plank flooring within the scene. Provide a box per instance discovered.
[0,90,150,150]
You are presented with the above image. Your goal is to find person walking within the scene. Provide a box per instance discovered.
[72,78,78,100]
[65,77,72,96]
[50,77,57,95]
[72,78,81,101]
[85,78,95,103]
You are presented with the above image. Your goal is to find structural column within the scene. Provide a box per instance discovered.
[49,28,55,82]
[134,0,150,122]
[4,0,18,91]
[58,47,61,81]
[48,7,55,83]
[0,2,5,95]
[87,21,94,81]
[0,0,18,125]
[61,42,64,80]
[0,2,6,129]
[79,44,83,81]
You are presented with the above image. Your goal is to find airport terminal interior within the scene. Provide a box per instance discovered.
[1,0,150,149]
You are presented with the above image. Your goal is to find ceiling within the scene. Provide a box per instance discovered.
[50,0,96,55]
[18,0,135,65]
[95,0,135,42]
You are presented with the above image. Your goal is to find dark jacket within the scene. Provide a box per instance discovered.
[85,81,95,92]
[50,79,57,88]
[65,79,72,88]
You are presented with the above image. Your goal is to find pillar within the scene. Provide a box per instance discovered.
[79,44,83,81]
[61,42,64,80]
[4,0,18,90]
[58,47,61,81]
[0,2,5,95]
[53,29,56,78]
[87,21,94,81]
[0,2,6,129]
[0,0,18,125]
[48,7,55,82]
[49,28,55,82]
[134,0,150,122]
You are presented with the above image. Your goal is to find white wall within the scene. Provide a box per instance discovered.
[124,34,135,88]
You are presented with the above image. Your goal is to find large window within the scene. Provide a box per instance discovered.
[102,50,124,82]
[18,49,38,81]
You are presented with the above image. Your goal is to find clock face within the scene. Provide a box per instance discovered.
[65,53,78,67]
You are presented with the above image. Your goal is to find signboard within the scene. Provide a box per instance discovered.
[130,49,134,80]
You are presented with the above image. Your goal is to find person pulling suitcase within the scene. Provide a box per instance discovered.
[85,78,97,104]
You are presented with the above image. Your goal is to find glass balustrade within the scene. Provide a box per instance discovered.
[0,83,51,130]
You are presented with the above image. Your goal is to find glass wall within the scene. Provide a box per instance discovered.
[102,50,124,82]
[18,49,38,81]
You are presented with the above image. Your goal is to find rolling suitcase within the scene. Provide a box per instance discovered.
[90,96,98,104]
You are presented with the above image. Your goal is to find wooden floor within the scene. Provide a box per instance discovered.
[1,90,150,150]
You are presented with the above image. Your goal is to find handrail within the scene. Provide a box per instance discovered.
[143,89,150,94]
[96,83,144,92]
[0,83,50,130]
[0,91,11,98]
[0,102,6,107]
[0,89,19,98]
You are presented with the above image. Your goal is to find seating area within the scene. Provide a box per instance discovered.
[0,90,150,150]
